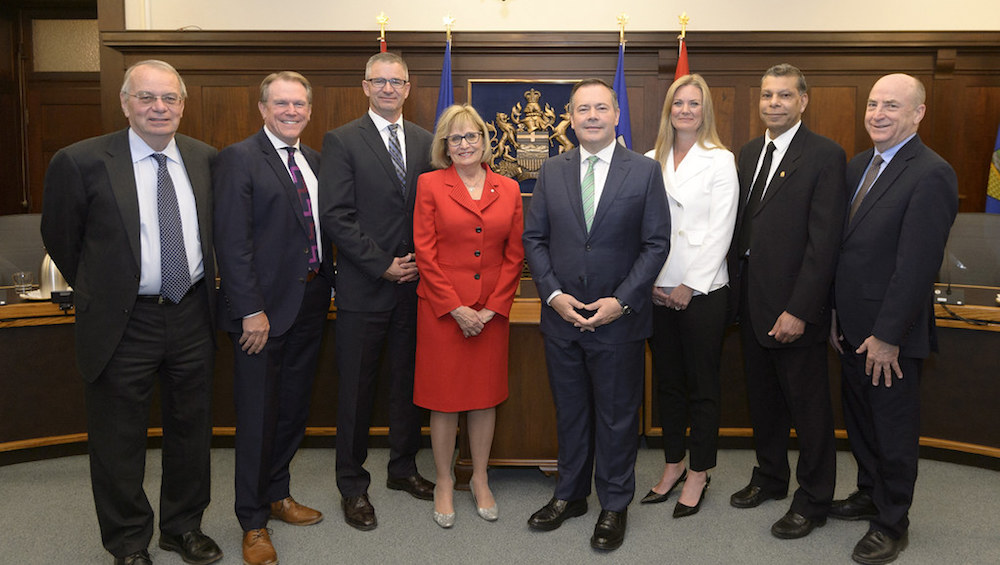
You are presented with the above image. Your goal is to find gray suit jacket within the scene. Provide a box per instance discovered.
[41,129,217,382]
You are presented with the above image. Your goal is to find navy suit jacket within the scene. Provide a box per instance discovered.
[732,125,846,348]
[41,129,217,382]
[319,114,433,312]
[213,129,334,337]
[523,144,670,343]
[834,135,958,358]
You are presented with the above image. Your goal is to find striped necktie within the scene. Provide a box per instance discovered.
[387,123,406,191]
[849,154,884,222]
[582,155,599,232]
[285,147,320,272]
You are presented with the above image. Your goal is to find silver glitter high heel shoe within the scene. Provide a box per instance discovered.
[471,482,499,522]
[433,509,456,528]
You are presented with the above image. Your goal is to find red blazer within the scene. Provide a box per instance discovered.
[413,164,524,319]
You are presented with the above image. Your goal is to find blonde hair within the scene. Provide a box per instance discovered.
[430,104,494,170]
[652,74,725,169]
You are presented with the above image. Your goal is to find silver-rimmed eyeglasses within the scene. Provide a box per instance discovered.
[365,78,409,89]
[125,92,183,106]
[446,132,483,146]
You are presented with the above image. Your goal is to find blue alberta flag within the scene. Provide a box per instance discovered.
[987,123,1000,214]
[435,40,453,129]
[612,42,632,149]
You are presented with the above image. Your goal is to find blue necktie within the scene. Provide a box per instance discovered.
[153,153,191,303]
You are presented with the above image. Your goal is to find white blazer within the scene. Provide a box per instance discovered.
[645,143,738,294]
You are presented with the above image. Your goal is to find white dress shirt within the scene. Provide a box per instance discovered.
[368,108,407,162]
[262,126,322,263]
[129,129,204,295]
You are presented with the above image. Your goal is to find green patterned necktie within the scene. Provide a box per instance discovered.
[582,155,598,231]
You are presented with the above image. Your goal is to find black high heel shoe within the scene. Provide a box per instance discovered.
[640,468,687,504]
[673,475,711,518]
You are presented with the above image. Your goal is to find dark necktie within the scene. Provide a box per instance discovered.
[285,147,320,272]
[849,154,884,222]
[153,153,191,303]
[387,123,406,191]
[738,141,776,256]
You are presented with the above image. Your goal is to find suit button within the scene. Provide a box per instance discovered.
[475,226,482,233]
[585,244,592,251]
[304,248,309,254]
[474,250,481,257]
[474,274,481,280]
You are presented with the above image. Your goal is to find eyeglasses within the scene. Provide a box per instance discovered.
[126,92,183,106]
[445,132,483,146]
[365,78,409,89]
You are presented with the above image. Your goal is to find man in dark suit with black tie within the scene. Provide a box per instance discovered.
[829,73,957,565]
[41,60,222,565]
[523,78,670,551]
[728,64,846,540]
[319,52,435,531]
[214,71,333,565]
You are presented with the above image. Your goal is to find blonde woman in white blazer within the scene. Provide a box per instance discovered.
[640,74,738,518]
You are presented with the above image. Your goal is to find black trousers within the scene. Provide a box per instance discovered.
[84,285,214,559]
[232,274,331,530]
[648,286,728,471]
[840,347,921,539]
[334,283,423,497]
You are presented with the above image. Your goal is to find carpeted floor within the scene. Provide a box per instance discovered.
[1,447,998,564]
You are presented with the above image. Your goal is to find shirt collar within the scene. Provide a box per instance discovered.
[368,108,403,132]
[580,139,617,164]
[262,126,298,153]
[129,129,180,164]
[765,120,802,153]
[874,133,916,163]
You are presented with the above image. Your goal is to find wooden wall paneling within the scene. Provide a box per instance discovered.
[318,84,368,137]
[195,84,256,150]
[25,79,100,212]
[807,86,858,157]
[0,11,24,215]
[712,86,737,152]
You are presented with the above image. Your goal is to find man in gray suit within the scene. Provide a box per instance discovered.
[41,60,222,565]
[319,52,435,531]
[523,78,670,551]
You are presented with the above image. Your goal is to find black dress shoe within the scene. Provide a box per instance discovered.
[831,490,878,521]
[387,474,435,500]
[342,494,377,531]
[158,529,222,565]
[730,484,787,508]
[640,468,687,504]
[114,549,152,565]
[770,510,826,539]
[852,530,908,565]
[673,475,710,518]
[590,509,627,551]
[527,497,588,531]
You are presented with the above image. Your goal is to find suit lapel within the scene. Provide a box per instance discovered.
[446,165,498,216]
[359,114,402,193]
[106,130,142,269]
[558,150,587,233]
[592,144,631,233]
[846,137,920,235]
[257,131,312,238]
[175,134,213,263]
[668,144,712,205]
[757,126,806,213]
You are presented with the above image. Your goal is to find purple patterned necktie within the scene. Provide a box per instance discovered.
[285,147,320,272]
[153,153,191,303]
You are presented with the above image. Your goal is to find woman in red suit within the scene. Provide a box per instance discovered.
[413,104,524,528]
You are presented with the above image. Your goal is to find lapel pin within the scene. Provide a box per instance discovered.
[779,171,785,178]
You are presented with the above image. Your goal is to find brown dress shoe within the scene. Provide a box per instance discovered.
[270,496,323,526]
[242,528,278,565]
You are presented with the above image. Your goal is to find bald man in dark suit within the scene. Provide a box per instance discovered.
[41,60,221,565]
[830,73,957,565]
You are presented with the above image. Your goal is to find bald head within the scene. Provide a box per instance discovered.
[865,73,926,152]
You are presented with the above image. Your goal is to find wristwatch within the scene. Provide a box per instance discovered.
[614,297,632,316]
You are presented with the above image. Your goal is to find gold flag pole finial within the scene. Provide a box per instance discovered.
[678,12,689,40]
[376,12,388,42]
[617,13,629,45]
[443,15,455,43]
